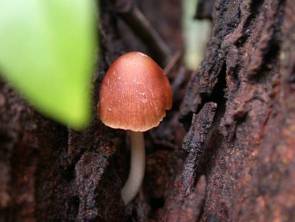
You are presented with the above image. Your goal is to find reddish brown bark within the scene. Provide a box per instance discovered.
[178,0,295,221]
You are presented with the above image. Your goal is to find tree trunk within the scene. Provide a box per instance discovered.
[0,0,294,221]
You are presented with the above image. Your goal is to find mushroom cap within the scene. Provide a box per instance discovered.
[98,51,172,132]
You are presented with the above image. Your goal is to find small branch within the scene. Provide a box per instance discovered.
[164,51,183,75]
[112,0,171,66]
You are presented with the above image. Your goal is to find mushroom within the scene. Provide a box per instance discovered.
[98,51,172,204]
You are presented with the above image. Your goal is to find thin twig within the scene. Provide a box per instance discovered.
[164,51,183,75]
[112,0,171,66]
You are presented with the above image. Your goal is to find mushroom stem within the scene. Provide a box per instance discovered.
[121,131,145,204]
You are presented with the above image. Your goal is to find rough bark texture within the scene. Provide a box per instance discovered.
[180,0,295,221]
[0,0,295,221]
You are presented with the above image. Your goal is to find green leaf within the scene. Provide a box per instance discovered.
[0,0,96,129]
[183,0,210,69]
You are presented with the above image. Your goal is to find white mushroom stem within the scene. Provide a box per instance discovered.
[121,131,145,205]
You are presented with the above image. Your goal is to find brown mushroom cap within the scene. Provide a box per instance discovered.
[98,51,172,132]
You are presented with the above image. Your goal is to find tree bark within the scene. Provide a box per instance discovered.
[0,0,294,221]
[176,0,295,221]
